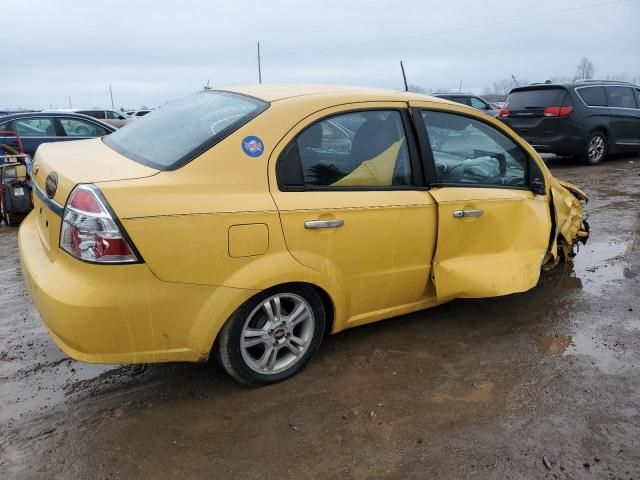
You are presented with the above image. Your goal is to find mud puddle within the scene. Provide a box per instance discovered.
[572,238,634,294]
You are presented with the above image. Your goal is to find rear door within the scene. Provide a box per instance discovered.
[270,103,438,322]
[502,87,572,142]
[605,86,640,147]
[410,102,551,300]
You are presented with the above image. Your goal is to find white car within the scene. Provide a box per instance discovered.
[127,109,153,119]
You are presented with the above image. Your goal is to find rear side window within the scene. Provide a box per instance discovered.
[505,88,568,109]
[576,86,607,106]
[79,110,106,119]
[470,97,489,109]
[606,86,637,108]
[278,110,413,189]
[106,111,125,120]
[13,118,57,137]
[446,96,470,106]
[104,91,268,170]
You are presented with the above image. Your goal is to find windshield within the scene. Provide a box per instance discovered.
[104,91,268,170]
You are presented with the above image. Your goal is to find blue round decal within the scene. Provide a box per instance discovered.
[242,136,264,157]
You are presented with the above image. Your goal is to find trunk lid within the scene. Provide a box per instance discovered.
[31,138,158,260]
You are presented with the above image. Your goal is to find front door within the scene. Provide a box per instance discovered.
[10,117,66,157]
[411,103,551,300]
[270,104,438,322]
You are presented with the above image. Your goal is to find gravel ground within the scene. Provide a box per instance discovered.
[1,156,639,479]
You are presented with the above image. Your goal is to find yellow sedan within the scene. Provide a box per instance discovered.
[19,85,589,386]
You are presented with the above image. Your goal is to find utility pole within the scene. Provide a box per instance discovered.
[458,79,463,92]
[400,61,408,92]
[109,84,114,109]
[68,96,72,108]
[257,41,262,84]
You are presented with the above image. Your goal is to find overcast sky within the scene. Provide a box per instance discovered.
[2,0,639,109]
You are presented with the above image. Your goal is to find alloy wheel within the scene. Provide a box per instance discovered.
[588,135,605,163]
[240,293,315,375]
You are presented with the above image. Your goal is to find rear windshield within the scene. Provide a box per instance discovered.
[576,86,607,106]
[505,88,568,110]
[104,91,268,170]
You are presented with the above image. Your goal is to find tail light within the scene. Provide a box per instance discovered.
[60,185,140,264]
[543,106,573,117]
[498,109,511,118]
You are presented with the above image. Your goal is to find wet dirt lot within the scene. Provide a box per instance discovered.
[1,157,639,480]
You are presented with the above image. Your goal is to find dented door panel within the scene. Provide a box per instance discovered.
[429,187,551,300]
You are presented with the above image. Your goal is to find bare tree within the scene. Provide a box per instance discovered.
[575,57,594,80]
[430,87,454,94]
[549,75,572,84]
[407,84,428,94]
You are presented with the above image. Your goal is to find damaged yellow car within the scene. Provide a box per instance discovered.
[19,85,589,386]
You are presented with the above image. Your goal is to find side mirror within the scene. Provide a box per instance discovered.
[531,178,546,195]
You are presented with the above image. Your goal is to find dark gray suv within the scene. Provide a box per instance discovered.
[499,80,640,164]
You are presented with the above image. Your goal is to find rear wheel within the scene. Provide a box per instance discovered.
[581,131,607,165]
[216,285,326,386]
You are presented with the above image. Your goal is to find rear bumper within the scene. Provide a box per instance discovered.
[517,134,583,156]
[18,212,254,364]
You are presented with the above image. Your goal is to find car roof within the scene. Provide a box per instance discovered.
[223,84,451,104]
[511,80,639,92]
[0,111,116,130]
[432,93,474,96]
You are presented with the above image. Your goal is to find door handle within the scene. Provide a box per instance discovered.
[304,219,344,229]
[453,209,483,218]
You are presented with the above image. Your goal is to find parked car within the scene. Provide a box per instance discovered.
[53,109,130,128]
[0,112,115,157]
[20,85,589,386]
[498,80,640,164]
[432,93,500,117]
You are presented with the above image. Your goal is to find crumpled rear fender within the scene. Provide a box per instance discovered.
[546,178,590,267]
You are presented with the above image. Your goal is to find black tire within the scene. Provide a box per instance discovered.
[581,131,608,165]
[216,284,326,386]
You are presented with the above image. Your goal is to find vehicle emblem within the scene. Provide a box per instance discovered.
[45,172,58,199]
[32,161,40,175]
[242,136,264,157]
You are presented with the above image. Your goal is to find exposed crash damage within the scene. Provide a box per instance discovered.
[546,178,590,268]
